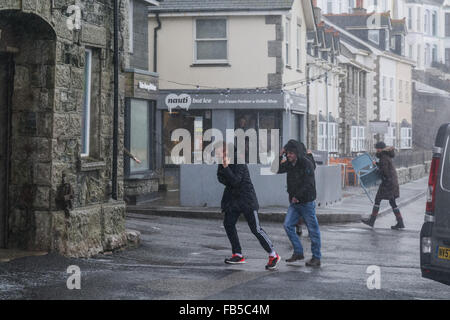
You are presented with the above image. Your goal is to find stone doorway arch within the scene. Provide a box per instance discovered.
[0,10,56,249]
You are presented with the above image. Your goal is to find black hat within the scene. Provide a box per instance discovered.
[375,141,386,149]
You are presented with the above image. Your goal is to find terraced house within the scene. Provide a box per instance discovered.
[0,0,132,257]
[324,8,415,152]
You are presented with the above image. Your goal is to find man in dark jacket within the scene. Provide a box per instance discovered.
[217,143,280,270]
[362,141,405,230]
[273,140,321,267]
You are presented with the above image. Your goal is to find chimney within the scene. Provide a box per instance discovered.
[353,0,367,14]
[313,6,322,23]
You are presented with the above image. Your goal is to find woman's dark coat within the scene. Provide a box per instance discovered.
[376,147,400,200]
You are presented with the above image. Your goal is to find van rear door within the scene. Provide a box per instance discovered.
[431,124,450,271]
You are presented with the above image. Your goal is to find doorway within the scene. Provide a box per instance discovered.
[0,53,13,248]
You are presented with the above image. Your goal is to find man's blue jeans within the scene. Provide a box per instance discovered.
[284,201,321,259]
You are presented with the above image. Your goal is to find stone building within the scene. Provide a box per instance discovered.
[0,0,131,257]
[123,0,161,204]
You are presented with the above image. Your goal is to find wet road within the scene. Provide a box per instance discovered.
[1,195,449,300]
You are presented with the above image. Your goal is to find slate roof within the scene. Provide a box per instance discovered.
[324,12,391,29]
[149,0,295,13]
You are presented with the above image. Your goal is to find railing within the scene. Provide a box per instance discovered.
[392,150,432,169]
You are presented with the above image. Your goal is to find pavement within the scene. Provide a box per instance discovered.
[127,177,428,224]
[1,193,449,300]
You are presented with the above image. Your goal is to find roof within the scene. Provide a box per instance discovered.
[391,18,406,34]
[148,0,295,13]
[324,12,391,29]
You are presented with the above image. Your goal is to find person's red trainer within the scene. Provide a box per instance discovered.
[265,254,281,270]
[224,254,246,264]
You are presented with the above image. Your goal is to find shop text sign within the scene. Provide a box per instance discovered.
[162,92,283,111]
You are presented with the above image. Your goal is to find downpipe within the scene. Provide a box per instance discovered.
[112,0,119,200]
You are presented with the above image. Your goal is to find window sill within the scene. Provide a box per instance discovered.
[190,63,231,67]
[126,170,161,180]
[296,69,303,73]
[79,159,106,172]
[286,65,292,70]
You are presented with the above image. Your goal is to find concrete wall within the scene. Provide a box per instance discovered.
[180,164,342,208]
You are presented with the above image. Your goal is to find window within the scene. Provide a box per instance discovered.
[327,0,333,13]
[195,18,228,63]
[126,99,155,173]
[446,48,450,67]
[417,7,421,32]
[405,81,410,103]
[348,0,354,13]
[385,29,390,50]
[408,44,413,59]
[81,49,92,157]
[128,0,133,53]
[351,126,358,152]
[408,7,413,30]
[432,45,438,63]
[286,18,291,66]
[318,122,327,151]
[296,24,301,70]
[432,11,437,36]
[399,80,403,102]
[163,110,212,165]
[382,76,387,100]
[425,44,430,66]
[368,30,380,45]
[351,126,366,152]
[400,127,412,149]
[385,126,397,148]
[446,13,450,37]
[235,110,283,164]
[425,10,429,34]
[359,127,366,151]
[328,122,338,153]
[417,44,421,66]
[442,135,450,190]
[390,77,394,101]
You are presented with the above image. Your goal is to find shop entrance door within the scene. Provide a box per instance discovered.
[0,53,13,248]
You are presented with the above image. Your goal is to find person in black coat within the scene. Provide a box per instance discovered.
[217,142,280,270]
[272,140,322,267]
[362,141,405,230]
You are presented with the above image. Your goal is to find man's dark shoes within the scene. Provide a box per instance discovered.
[285,253,304,263]
[362,215,377,228]
[265,254,281,270]
[225,254,246,264]
[391,219,405,230]
[305,257,321,267]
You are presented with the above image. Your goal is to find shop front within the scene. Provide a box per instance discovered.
[124,69,161,204]
[157,89,308,196]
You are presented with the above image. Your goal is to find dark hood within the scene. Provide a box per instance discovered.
[377,146,395,159]
[284,140,307,159]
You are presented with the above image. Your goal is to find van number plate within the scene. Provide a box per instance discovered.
[438,247,450,260]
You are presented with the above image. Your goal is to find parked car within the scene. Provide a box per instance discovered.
[420,123,450,285]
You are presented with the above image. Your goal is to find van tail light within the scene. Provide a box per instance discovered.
[426,157,440,215]
[421,237,432,254]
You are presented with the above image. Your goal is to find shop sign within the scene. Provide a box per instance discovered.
[138,81,157,92]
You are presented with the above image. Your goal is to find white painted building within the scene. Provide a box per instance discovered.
[317,0,450,69]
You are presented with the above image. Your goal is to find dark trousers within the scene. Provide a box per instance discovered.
[372,194,402,220]
[223,207,274,255]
